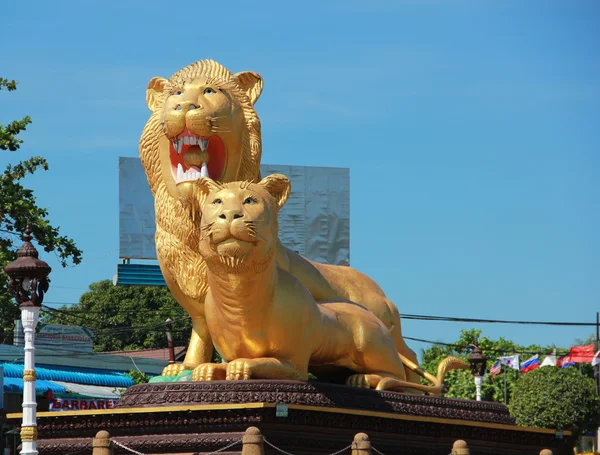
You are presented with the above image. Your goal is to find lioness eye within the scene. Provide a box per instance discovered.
[174,90,183,95]
[213,198,222,205]
[204,87,216,95]
[243,197,257,205]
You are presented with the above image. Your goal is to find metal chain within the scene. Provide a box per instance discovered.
[112,434,359,455]
[113,437,242,455]
[111,440,146,455]
[327,443,353,455]
[263,438,297,455]
[264,438,352,455]
[198,438,243,455]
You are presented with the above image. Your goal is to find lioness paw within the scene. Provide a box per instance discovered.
[192,362,226,381]
[162,363,188,376]
[226,358,255,380]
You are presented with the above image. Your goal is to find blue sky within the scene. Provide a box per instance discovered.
[1,0,598,356]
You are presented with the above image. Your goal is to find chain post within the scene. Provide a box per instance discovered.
[351,433,371,455]
[92,431,112,455]
[242,427,264,455]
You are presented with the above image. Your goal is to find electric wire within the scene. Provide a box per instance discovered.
[404,336,570,356]
[399,313,595,327]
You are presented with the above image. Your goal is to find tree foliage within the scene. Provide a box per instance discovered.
[41,280,192,352]
[126,369,150,385]
[419,329,559,403]
[508,367,600,436]
[1,78,82,331]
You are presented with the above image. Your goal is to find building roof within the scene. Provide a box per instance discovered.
[4,377,66,394]
[2,363,134,388]
[104,346,186,361]
[0,344,170,375]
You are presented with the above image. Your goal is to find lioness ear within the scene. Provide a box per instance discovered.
[146,77,168,112]
[178,178,223,221]
[232,71,263,105]
[258,174,290,210]
[196,177,223,202]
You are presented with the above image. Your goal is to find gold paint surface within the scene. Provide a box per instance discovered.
[140,59,458,386]
[23,369,36,381]
[20,426,38,441]
[7,402,271,419]
[140,60,264,371]
[182,176,467,393]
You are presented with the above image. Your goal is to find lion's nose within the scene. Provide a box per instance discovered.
[219,210,244,221]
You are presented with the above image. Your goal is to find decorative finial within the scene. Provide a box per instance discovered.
[23,224,32,241]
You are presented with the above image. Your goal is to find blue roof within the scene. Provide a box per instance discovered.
[2,363,134,388]
[116,264,166,286]
[3,377,66,394]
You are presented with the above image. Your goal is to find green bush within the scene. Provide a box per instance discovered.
[508,367,600,437]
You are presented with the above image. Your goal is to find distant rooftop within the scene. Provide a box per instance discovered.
[102,346,186,362]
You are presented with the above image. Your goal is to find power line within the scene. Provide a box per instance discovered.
[43,306,596,327]
[404,336,570,356]
[400,313,596,327]
[39,305,191,335]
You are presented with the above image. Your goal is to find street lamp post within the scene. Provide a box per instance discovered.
[4,227,51,455]
[467,343,488,402]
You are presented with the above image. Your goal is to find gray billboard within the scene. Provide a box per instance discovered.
[119,158,350,266]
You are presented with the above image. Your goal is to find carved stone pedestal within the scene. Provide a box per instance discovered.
[7,380,572,455]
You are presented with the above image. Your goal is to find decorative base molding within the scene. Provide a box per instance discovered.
[116,380,515,424]
[8,381,572,455]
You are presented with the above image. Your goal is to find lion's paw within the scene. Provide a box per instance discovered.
[346,373,383,389]
[226,358,256,380]
[192,363,227,381]
[161,363,188,377]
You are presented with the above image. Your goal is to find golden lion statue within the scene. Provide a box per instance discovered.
[139,59,422,382]
[179,174,467,394]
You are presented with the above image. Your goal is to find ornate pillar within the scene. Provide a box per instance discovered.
[20,305,40,455]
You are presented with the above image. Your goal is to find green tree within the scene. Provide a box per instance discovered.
[1,78,82,331]
[126,369,150,385]
[41,280,192,352]
[509,367,600,437]
[420,329,558,403]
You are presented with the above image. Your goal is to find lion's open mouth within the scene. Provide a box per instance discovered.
[170,128,226,182]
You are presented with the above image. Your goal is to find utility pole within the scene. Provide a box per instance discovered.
[165,318,175,364]
[594,311,600,395]
[503,366,507,405]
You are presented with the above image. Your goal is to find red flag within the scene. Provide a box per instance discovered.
[570,344,595,363]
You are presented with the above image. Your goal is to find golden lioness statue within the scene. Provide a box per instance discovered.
[179,174,467,393]
[140,59,421,382]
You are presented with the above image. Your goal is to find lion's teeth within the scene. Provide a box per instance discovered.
[182,136,200,146]
[177,163,184,181]
[199,139,209,152]
[173,139,182,154]
[201,162,209,178]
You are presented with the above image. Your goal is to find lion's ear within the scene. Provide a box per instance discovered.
[146,77,168,112]
[258,174,290,210]
[232,71,263,105]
